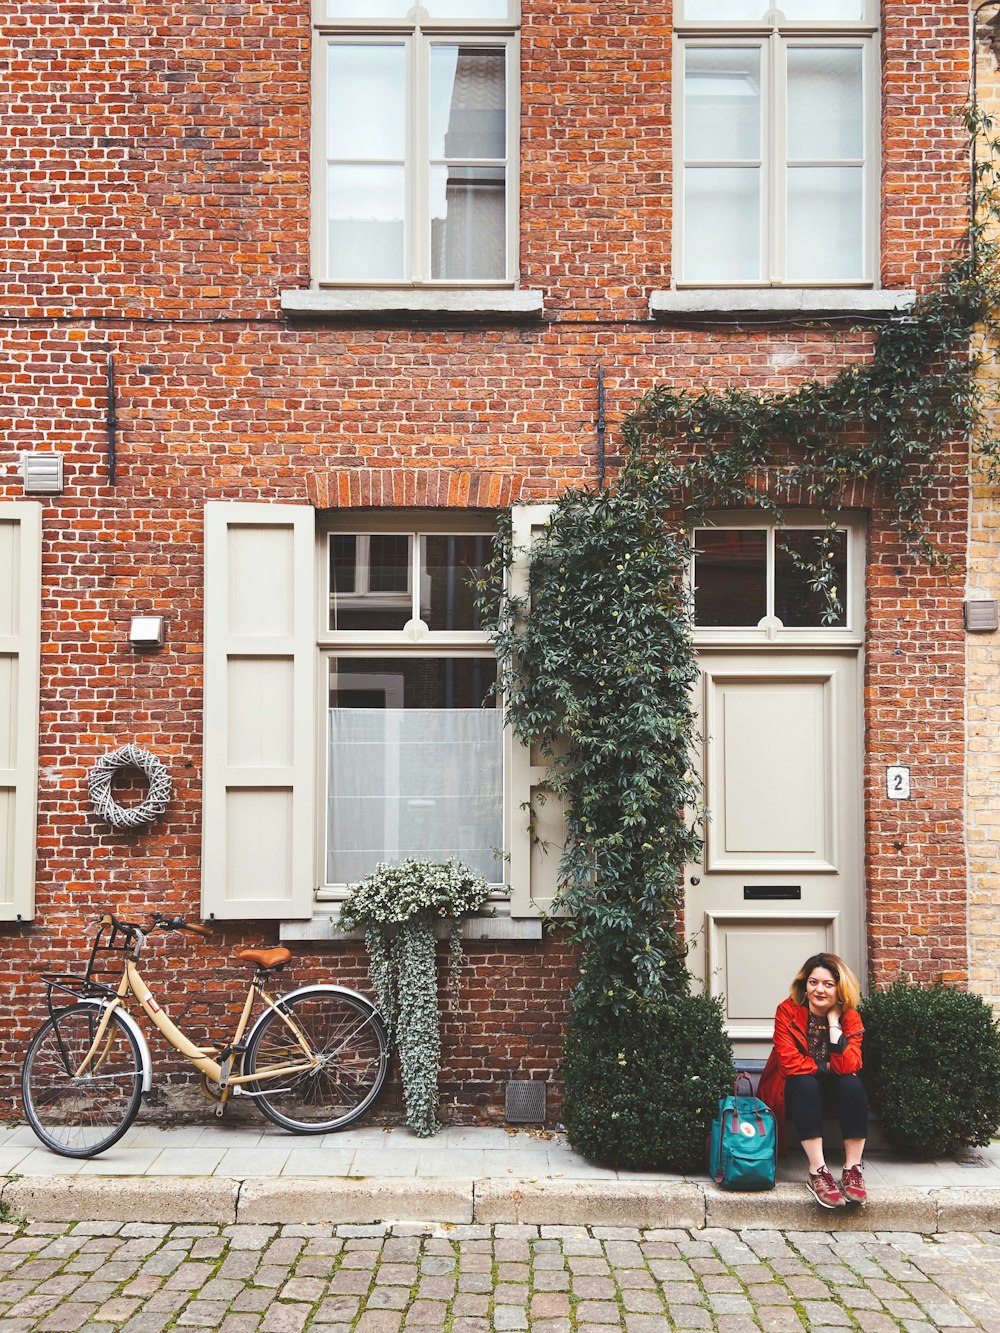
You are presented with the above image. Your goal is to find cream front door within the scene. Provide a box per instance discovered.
[685,649,863,1058]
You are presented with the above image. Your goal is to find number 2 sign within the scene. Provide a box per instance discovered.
[886,766,911,800]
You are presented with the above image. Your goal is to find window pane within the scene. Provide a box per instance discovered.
[329,534,412,631]
[326,0,511,16]
[327,45,406,160]
[787,47,863,161]
[694,530,766,627]
[774,530,848,627]
[422,534,491,630]
[777,0,864,17]
[327,164,405,281]
[682,0,771,16]
[430,46,506,160]
[430,165,506,279]
[785,165,863,280]
[683,167,761,282]
[684,47,761,162]
[327,657,502,884]
[682,0,863,16]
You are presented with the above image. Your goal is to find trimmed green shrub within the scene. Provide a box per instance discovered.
[860,982,1000,1158]
[563,994,735,1171]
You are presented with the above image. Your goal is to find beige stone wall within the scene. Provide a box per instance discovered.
[968,27,1000,1008]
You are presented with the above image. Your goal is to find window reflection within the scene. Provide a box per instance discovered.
[694,530,766,626]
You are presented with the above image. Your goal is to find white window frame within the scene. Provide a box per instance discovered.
[312,0,521,287]
[316,513,507,899]
[674,1,879,288]
[690,511,866,647]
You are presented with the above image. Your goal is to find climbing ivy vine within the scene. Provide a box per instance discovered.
[484,108,1000,1028]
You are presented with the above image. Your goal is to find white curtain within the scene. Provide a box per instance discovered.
[327,708,503,885]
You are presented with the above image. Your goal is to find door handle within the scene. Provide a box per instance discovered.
[689,875,700,886]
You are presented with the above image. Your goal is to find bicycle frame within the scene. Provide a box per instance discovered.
[73,958,319,1095]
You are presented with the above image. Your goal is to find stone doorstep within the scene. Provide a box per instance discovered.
[4,1175,1000,1232]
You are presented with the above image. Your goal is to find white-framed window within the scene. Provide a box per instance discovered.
[318,519,505,893]
[201,502,559,922]
[691,513,866,643]
[312,0,519,286]
[675,0,877,287]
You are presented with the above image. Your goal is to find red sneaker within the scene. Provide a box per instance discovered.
[807,1165,846,1208]
[841,1164,867,1205]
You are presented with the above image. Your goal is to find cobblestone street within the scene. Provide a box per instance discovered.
[2,1218,1000,1332]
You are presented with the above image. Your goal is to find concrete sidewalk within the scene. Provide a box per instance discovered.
[3,1121,1000,1233]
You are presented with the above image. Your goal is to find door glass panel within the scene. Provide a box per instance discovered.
[684,167,761,282]
[787,47,863,161]
[327,656,501,884]
[684,47,761,162]
[694,530,766,626]
[774,530,848,627]
[785,165,863,280]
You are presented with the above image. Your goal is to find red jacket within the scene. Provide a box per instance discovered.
[758,997,864,1148]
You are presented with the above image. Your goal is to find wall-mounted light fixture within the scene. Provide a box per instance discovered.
[20,452,64,495]
[129,615,165,649]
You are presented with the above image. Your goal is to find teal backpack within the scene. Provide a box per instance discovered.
[708,1074,777,1191]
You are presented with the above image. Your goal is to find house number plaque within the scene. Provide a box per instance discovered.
[886,765,911,800]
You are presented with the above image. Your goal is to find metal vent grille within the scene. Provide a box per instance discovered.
[505,1080,546,1124]
[21,452,64,495]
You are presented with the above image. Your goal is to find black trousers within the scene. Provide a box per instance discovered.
[785,1071,869,1142]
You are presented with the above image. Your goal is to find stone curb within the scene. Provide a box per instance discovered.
[5,1174,1000,1232]
[238,1178,474,1225]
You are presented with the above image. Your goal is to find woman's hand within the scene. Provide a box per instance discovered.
[828,1004,843,1037]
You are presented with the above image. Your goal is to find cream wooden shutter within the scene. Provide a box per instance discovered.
[506,504,568,918]
[202,503,315,920]
[0,503,41,922]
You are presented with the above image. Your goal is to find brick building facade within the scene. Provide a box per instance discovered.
[0,0,976,1125]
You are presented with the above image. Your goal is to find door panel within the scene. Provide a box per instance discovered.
[686,651,862,1054]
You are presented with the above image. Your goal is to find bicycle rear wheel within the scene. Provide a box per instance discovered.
[22,1006,144,1158]
[245,988,389,1133]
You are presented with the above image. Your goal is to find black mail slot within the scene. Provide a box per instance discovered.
[744,885,802,900]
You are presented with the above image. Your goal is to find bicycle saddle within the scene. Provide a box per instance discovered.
[236,947,292,969]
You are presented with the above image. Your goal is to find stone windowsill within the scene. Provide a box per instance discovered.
[280,912,544,943]
[281,288,545,320]
[649,288,917,320]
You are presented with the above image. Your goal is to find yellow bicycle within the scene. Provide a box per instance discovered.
[21,911,389,1158]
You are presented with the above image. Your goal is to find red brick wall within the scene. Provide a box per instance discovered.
[0,0,973,1121]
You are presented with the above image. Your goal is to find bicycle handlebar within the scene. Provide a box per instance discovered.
[96,911,213,941]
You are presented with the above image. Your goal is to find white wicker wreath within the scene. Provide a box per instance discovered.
[88,743,172,829]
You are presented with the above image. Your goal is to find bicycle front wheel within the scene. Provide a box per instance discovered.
[245,988,389,1133]
[22,1006,144,1158]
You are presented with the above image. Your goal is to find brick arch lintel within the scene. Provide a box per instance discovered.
[306,467,524,511]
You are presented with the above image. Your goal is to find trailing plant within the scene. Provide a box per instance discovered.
[340,858,490,1137]
[860,982,1000,1157]
[562,993,735,1171]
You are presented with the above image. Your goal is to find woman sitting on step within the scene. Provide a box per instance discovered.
[758,952,868,1209]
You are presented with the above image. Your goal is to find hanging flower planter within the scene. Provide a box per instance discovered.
[339,858,490,1138]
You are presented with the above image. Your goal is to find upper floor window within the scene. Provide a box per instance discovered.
[313,0,519,286]
[675,1,877,286]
